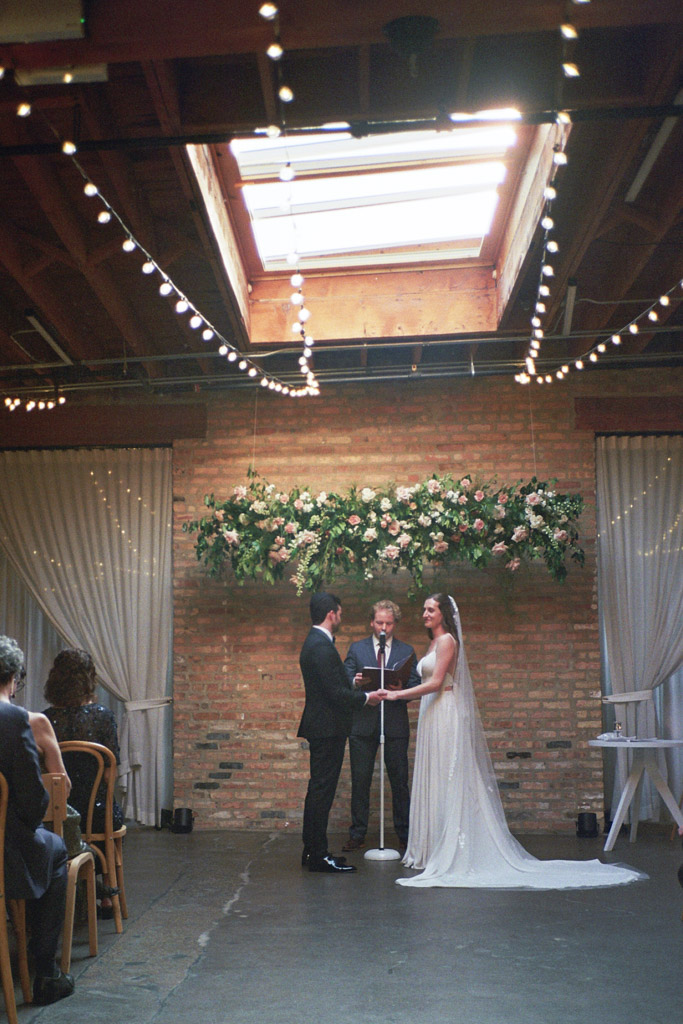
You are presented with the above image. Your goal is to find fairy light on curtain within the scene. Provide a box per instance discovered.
[259,2,320,398]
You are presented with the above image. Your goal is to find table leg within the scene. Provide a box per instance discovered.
[603,754,645,852]
[641,750,683,828]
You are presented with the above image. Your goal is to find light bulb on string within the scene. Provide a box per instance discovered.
[539,284,550,297]
[265,125,281,138]
[279,85,294,102]
[542,264,554,277]
[84,182,98,196]
[142,261,155,275]
[238,360,248,371]
[589,352,598,362]
[202,328,214,341]
[159,280,173,296]
[97,210,112,224]
[175,299,189,314]
[648,310,658,321]
[553,149,568,166]
[543,186,557,200]
[547,240,559,253]
[290,273,304,287]
[291,291,304,305]
[218,344,229,356]
[659,294,670,306]
[629,323,639,334]
[267,42,283,60]
[17,103,31,117]
[189,314,203,329]
[575,359,584,369]
[541,215,554,230]
[260,377,269,387]
[259,3,278,19]
[535,302,546,313]
[286,251,298,266]
[597,342,606,352]
[279,163,295,182]
[562,62,580,77]
[122,237,136,252]
[298,307,311,322]
[611,334,621,345]
[227,351,237,362]
[531,316,541,328]
[62,140,77,155]
[248,367,258,377]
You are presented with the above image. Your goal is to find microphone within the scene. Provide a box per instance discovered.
[379,629,386,653]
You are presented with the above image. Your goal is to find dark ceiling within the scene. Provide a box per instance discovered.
[0,0,681,404]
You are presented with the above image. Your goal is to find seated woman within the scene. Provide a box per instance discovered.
[43,648,123,914]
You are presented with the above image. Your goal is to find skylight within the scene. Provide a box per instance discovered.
[229,124,517,271]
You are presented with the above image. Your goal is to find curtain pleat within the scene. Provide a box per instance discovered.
[596,434,683,820]
[0,448,173,825]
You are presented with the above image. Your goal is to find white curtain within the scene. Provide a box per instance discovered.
[596,434,683,820]
[0,545,65,710]
[0,447,173,826]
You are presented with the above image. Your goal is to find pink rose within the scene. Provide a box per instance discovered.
[284,522,298,534]
[387,520,400,536]
[348,514,361,526]
[458,494,468,505]
[473,518,485,532]
[460,477,471,490]
[554,529,569,542]
[492,541,508,555]
[459,523,468,533]
[383,545,400,561]
[506,557,521,572]
[433,540,448,553]
[426,479,441,495]
[512,526,528,543]
[214,509,224,522]
[397,532,411,548]
[293,498,304,510]
[526,492,541,506]
[474,490,484,502]
[497,492,508,504]
[222,529,240,547]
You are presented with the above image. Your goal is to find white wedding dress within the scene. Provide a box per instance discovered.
[398,611,646,889]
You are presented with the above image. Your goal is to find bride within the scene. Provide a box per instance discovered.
[383,593,645,888]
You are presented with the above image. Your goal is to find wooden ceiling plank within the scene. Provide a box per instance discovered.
[12,154,162,367]
[2,1,680,68]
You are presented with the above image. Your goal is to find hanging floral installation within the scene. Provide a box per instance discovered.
[184,470,585,594]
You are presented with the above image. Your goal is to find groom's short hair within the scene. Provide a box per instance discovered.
[310,592,341,625]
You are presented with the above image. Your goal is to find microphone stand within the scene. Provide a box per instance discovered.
[365,630,401,862]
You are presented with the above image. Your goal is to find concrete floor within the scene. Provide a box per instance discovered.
[10,825,683,1024]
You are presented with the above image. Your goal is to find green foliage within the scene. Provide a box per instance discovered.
[183,471,585,594]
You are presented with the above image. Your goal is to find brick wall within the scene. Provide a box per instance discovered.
[172,367,680,834]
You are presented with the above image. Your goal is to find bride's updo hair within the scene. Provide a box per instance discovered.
[426,593,459,640]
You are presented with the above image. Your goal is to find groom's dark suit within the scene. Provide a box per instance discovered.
[344,635,419,844]
[298,626,367,859]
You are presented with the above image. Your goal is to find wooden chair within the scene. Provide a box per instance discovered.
[8,772,98,991]
[59,741,128,933]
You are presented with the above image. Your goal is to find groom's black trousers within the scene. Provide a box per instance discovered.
[302,736,347,858]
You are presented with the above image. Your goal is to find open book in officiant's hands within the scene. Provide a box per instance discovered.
[358,654,414,692]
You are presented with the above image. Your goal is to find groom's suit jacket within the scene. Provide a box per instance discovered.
[0,701,54,899]
[344,636,419,739]
[297,627,367,740]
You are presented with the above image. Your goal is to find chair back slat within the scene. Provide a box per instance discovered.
[0,772,8,900]
[58,741,109,841]
[40,773,69,839]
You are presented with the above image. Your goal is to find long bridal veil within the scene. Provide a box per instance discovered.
[396,597,646,888]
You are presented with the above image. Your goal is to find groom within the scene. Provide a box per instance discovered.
[298,592,384,873]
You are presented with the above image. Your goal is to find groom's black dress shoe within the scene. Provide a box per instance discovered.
[302,848,347,867]
[308,855,357,873]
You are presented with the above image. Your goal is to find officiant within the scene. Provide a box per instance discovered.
[342,600,420,854]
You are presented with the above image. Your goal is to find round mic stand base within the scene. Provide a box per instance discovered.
[364,846,402,861]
